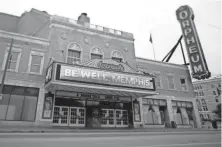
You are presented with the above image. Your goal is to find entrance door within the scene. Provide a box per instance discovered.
[101,109,115,127]
[69,107,85,127]
[115,109,129,128]
[101,109,129,127]
[53,106,69,126]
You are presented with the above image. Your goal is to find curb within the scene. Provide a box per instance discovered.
[0,128,220,133]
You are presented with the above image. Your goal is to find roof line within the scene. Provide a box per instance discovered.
[136,57,188,68]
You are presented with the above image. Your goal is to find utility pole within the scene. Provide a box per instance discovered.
[0,38,14,100]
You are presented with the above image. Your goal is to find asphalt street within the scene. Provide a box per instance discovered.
[0,131,221,147]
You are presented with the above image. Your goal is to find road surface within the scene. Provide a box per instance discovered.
[0,131,220,147]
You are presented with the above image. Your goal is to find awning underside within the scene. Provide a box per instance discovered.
[46,82,157,97]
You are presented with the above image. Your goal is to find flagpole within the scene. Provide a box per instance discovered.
[150,33,156,60]
[151,42,156,60]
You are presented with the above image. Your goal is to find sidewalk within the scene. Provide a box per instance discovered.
[0,126,220,133]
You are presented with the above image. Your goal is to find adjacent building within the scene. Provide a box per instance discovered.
[0,9,201,128]
[193,75,221,128]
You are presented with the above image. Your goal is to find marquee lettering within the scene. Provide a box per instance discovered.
[60,65,154,90]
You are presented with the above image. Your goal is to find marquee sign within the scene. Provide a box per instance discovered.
[57,64,155,90]
[97,61,124,72]
[176,5,211,80]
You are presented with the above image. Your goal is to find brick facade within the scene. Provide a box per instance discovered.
[0,9,201,128]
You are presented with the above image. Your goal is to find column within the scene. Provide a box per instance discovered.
[166,98,174,128]
[192,99,201,128]
[132,97,143,128]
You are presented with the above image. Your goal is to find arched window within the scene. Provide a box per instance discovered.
[67,43,81,64]
[111,51,123,62]
[201,99,208,111]
[91,47,103,60]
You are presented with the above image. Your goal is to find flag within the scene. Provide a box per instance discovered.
[149,34,153,43]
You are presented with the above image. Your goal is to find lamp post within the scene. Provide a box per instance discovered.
[0,39,14,100]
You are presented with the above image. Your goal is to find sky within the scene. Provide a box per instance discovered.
[0,0,221,75]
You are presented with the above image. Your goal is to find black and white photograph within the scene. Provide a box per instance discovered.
[0,0,221,146]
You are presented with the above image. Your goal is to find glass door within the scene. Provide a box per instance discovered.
[115,109,129,128]
[69,107,85,127]
[52,106,69,126]
[101,109,115,127]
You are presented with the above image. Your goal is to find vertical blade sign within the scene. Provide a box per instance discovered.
[176,5,211,80]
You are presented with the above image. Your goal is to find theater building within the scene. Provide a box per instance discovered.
[0,9,201,128]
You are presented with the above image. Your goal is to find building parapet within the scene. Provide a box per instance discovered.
[192,75,221,84]
[136,57,188,70]
[50,15,134,40]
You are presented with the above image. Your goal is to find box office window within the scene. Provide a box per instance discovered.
[0,85,39,121]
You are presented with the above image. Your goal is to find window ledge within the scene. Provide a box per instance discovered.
[0,69,18,73]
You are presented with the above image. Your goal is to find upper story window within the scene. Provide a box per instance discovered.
[196,99,202,111]
[2,47,21,72]
[67,43,81,64]
[201,99,208,111]
[153,71,162,89]
[166,73,175,90]
[213,91,217,95]
[199,91,204,97]
[28,51,44,74]
[180,76,188,92]
[194,92,198,97]
[111,51,123,62]
[91,47,103,60]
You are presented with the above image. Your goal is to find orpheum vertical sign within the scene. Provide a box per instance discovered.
[176,5,211,80]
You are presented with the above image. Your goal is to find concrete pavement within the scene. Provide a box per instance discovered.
[0,131,221,147]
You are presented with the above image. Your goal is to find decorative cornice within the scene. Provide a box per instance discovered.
[50,23,134,43]
[193,77,221,84]
[0,30,49,46]
[50,15,134,39]
[136,57,188,70]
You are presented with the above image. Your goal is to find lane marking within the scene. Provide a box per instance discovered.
[135,142,221,147]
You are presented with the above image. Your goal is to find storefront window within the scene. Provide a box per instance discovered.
[0,85,39,122]
[6,95,24,120]
[173,107,182,125]
[172,100,193,125]
[21,96,38,121]
[143,99,166,125]
[0,94,10,120]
